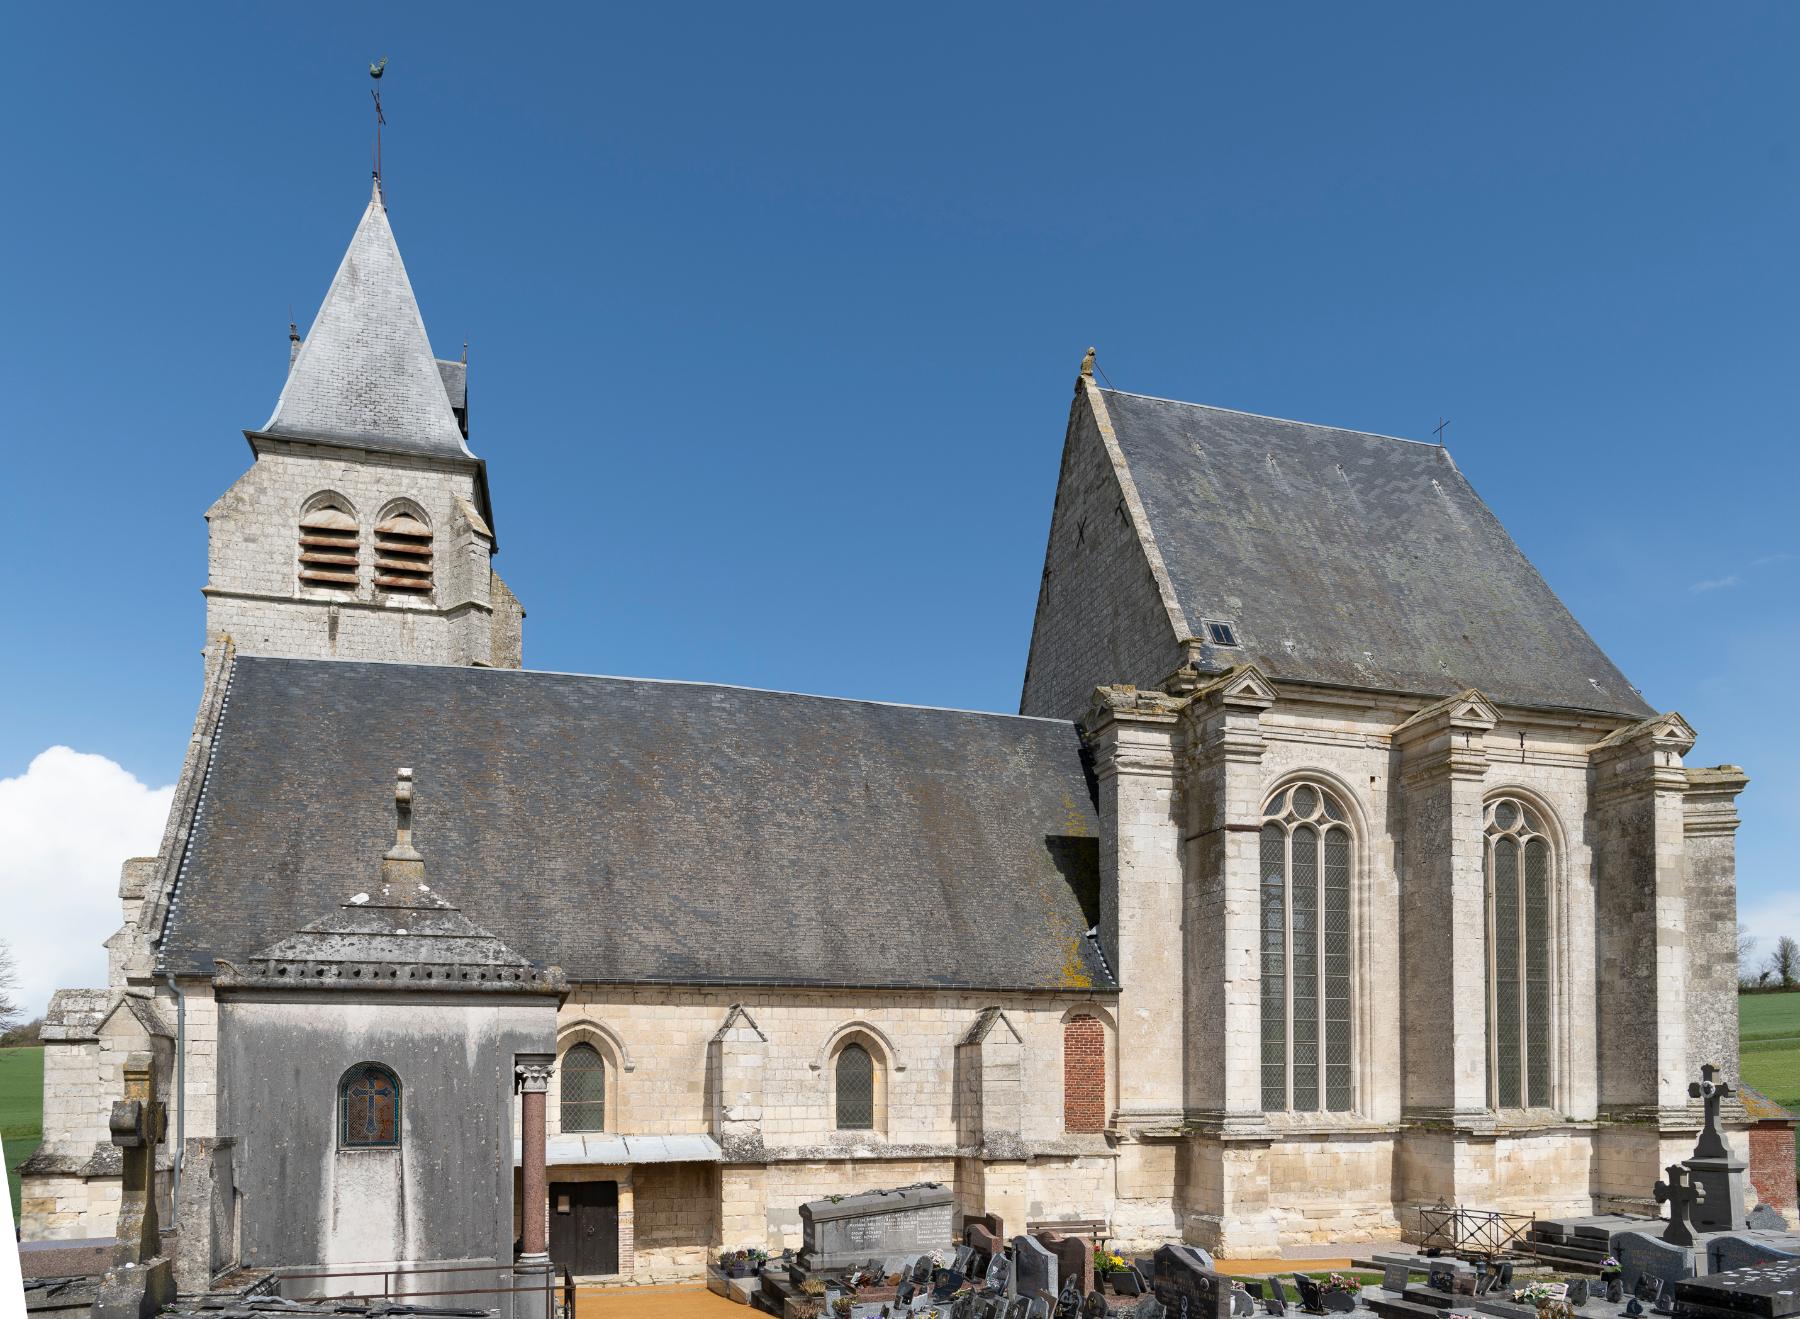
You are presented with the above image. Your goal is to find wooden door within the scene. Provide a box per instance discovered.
[548,1180,619,1277]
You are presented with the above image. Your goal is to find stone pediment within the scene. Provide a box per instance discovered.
[1591,710,1698,755]
[1393,688,1500,738]
[1193,663,1279,708]
[711,1004,767,1043]
[960,1006,1022,1046]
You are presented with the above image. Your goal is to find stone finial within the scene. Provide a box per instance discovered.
[386,767,420,861]
[1079,347,1096,379]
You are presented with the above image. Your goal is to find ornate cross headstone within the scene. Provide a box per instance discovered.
[109,1051,167,1267]
[1656,1163,1700,1248]
[1691,1063,1736,1161]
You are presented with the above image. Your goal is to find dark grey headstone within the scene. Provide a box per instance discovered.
[1013,1236,1057,1303]
[1567,1279,1590,1307]
[1381,1267,1411,1295]
[1083,1293,1110,1319]
[956,1247,977,1274]
[1005,1299,1031,1319]
[1290,1275,1323,1316]
[1750,1206,1791,1231]
[1614,1230,1695,1297]
[1151,1246,1231,1319]
[1708,1236,1800,1275]
[986,1253,1013,1294]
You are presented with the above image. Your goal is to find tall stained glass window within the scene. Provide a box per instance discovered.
[1486,799,1553,1108]
[561,1043,606,1133]
[339,1063,400,1148]
[836,1042,875,1130]
[1260,783,1354,1113]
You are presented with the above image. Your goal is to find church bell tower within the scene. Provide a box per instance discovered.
[202,180,524,668]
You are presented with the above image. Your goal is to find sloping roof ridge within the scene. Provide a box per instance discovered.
[153,647,239,968]
[1099,387,1448,450]
[234,653,1082,728]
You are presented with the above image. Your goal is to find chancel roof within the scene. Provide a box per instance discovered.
[1100,389,1653,718]
[160,657,1111,993]
[260,182,473,460]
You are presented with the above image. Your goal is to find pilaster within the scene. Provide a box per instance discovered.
[708,1006,768,1162]
[1682,766,1750,1088]
[1179,666,1278,1133]
[1081,685,1185,1133]
[1394,690,1499,1131]
[956,1009,1024,1158]
[1590,713,1697,1123]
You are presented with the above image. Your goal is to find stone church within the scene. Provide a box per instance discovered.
[23,170,1757,1287]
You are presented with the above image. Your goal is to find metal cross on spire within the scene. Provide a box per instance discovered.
[370,57,388,190]
[1432,417,1450,446]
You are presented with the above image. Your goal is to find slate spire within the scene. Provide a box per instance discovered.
[261,180,472,460]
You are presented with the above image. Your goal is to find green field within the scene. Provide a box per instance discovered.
[1740,990,1800,1173]
[2,1045,45,1221]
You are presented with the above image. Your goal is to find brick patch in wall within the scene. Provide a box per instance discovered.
[1064,1015,1106,1133]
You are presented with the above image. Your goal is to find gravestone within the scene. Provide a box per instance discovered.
[1233,1291,1255,1317]
[957,1247,978,1275]
[952,1297,973,1319]
[1381,1266,1411,1295]
[1749,1206,1790,1232]
[1684,1065,1750,1235]
[800,1186,956,1272]
[1708,1236,1800,1274]
[1567,1279,1590,1307]
[1082,1292,1110,1319]
[1027,1298,1053,1319]
[1290,1276,1324,1316]
[1672,1260,1800,1319]
[1657,1163,1702,1249]
[1013,1236,1058,1304]
[1056,1277,1082,1319]
[1265,1278,1290,1317]
[1005,1299,1032,1319]
[1636,1276,1665,1305]
[986,1252,1013,1294]
[1113,1270,1144,1298]
[1150,1245,1231,1319]
[1608,1279,1624,1305]
[1037,1233,1096,1300]
[935,1269,968,1300]
[1615,1229,1696,1297]
[1137,1299,1166,1319]
[915,1258,936,1284]
[969,1225,1005,1273]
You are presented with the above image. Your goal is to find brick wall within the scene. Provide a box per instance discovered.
[1063,1015,1106,1133]
[1750,1122,1798,1215]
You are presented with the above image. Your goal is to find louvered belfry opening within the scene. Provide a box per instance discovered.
[375,512,434,595]
[298,503,359,589]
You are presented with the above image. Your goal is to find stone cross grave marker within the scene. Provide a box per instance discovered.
[1692,1063,1735,1160]
[1656,1163,1700,1248]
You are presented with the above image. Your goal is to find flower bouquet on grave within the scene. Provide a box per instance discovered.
[1096,1251,1129,1276]
[1600,1257,1622,1280]
[1319,1274,1360,1313]
[802,1278,830,1297]
[834,1297,855,1319]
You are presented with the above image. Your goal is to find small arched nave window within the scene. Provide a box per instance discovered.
[1260,781,1354,1113]
[339,1062,400,1148]
[298,500,359,589]
[1485,797,1553,1109]
[375,509,434,595]
[835,1042,875,1131]
[561,1042,606,1133]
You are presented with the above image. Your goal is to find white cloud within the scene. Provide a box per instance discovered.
[0,748,173,1018]
[1689,575,1741,593]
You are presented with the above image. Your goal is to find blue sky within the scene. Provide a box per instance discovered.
[2,4,1796,997]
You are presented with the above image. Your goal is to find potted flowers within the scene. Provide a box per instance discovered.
[1319,1274,1361,1313]
[1096,1250,1134,1295]
[1512,1281,1574,1319]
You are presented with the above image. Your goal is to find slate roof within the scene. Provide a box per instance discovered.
[1100,390,1653,718]
[159,656,1110,992]
[260,182,474,461]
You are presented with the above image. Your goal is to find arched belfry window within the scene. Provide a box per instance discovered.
[299,499,359,589]
[835,1042,875,1131]
[1486,798,1553,1109]
[1260,782,1353,1113]
[561,1043,606,1133]
[374,508,434,595]
[339,1063,400,1148]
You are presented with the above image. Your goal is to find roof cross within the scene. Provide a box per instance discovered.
[1432,416,1450,445]
[370,57,388,187]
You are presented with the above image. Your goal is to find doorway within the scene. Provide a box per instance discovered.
[548,1180,619,1277]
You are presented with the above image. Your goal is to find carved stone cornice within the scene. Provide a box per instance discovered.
[1683,765,1750,837]
[1082,684,1185,732]
[1180,664,1276,772]
[1393,689,1497,787]
[1589,711,1696,805]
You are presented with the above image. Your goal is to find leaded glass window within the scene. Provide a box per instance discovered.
[1260,784,1354,1113]
[561,1043,606,1133]
[835,1042,875,1130]
[1485,799,1553,1108]
[339,1063,400,1148]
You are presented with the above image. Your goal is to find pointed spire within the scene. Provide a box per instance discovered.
[260,186,472,460]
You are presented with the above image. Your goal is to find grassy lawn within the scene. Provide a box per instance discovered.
[1740,990,1800,1174]
[2,1044,45,1222]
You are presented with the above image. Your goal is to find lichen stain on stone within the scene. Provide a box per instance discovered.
[1059,936,1094,989]
[1060,793,1092,839]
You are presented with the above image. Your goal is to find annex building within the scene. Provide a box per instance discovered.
[22,172,1762,1287]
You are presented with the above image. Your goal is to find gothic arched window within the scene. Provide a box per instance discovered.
[1486,798,1553,1109]
[835,1042,875,1131]
[339,1063,400,1148]
[298,498,359,590]
[561,1043,606,1133]
[1260,782,1354,1113]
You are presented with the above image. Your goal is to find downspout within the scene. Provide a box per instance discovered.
[161,966,186,1218]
